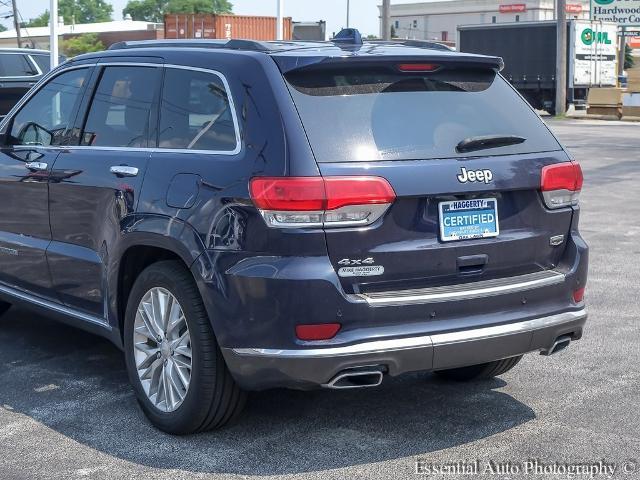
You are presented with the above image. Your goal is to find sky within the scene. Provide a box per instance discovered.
[2,0,440,38]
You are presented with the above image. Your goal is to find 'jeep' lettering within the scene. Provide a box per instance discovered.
[457,167,493,184]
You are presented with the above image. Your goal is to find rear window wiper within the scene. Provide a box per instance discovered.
[456,135,526,153]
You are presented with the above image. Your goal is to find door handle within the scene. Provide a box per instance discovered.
[110,166,139,177]
[25,161,48,171]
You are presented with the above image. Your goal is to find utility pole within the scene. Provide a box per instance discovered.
[11,0,21,48]
[346,0,350,28]
[618,26,627,78]
[276,0,284,40]
[555,0,567,116]
[382,0,391,40]
[50,0,59,69]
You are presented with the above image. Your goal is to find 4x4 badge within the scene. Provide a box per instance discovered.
[338,257,375,266]
[457,167,493,184]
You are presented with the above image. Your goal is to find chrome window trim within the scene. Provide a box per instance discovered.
[0,51,41,79]
[1,61,242,156]
[26,55,44,76]
[231,309,587,358]
[158,64,242,156]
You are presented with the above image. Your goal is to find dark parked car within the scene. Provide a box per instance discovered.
[0,31,588,434]
[0,48,63,117]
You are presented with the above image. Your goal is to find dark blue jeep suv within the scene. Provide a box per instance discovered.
[0,33,588,434]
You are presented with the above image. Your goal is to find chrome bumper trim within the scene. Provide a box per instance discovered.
[232,309,586,359]
[351,270,565,306]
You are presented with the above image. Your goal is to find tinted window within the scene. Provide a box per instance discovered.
[158,68,238,152]
[285,67,561,162]
[0,54,36,77]
[10,68,89,146]
[31,55,50,73]
[82,66,160,148]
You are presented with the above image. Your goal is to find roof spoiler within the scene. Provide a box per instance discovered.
[275,54,504,74]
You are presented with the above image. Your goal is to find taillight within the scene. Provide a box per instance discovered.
[573,287,585,303]
[540,162,583,209]
[249,176,396,228]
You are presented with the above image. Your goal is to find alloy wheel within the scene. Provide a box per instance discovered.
[133,287,192,412]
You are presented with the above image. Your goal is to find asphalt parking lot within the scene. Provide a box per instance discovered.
[0,118,638,480]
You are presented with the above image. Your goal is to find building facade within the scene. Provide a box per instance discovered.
[381,0,590,44]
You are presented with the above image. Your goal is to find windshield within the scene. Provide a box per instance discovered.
[285,66,561,162]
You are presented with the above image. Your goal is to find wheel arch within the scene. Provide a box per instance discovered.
[112,215,210,347]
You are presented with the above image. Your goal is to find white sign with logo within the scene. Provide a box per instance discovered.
[591,0,640,26]
[574,20,618,86]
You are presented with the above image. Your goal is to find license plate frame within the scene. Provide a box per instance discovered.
[438,198,499,242]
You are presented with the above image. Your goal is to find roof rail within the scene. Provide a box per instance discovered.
[108,39,275,52]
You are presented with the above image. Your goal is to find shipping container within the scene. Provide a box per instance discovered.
[164,14,292,41]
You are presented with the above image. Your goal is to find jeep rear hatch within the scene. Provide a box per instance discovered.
[274,61,579,293]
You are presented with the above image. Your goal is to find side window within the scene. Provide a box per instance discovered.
[31,55,50,74]
[158,68,239,152]
[0,54,37,77]
[9,68,89,146]
[81,66,159,148]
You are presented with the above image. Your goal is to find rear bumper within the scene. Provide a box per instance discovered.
[221,308,586,390]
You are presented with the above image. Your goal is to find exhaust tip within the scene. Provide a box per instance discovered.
[541,335,572,356]
[323,368,384,389]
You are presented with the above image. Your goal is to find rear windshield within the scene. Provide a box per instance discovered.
[285,66,561,162]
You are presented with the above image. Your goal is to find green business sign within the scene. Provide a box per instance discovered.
[581,28,613,45]
[591,0,640,26]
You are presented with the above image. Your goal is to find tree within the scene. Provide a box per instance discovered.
[59,0,113,24]
[625,44,635,70]
[167,0,233,14]
[62,33,105,56]
[24,11,50,28]
[123,0,233,22]
[123,0,165,23]
[28,1,113,27]
[0,25,6,33]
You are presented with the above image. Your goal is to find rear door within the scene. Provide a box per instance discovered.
[47,60,162,317]
[284,62,575,293]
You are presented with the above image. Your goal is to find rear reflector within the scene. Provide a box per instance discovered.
[573,287,585,303]
[540,162,583,209]
[295,323,341,341]
[250,176,396,228]
[398,63,440,72]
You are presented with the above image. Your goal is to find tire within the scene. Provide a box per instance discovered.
[124,260,246,434]
[434,355,523,382]
[0,301,11,317]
